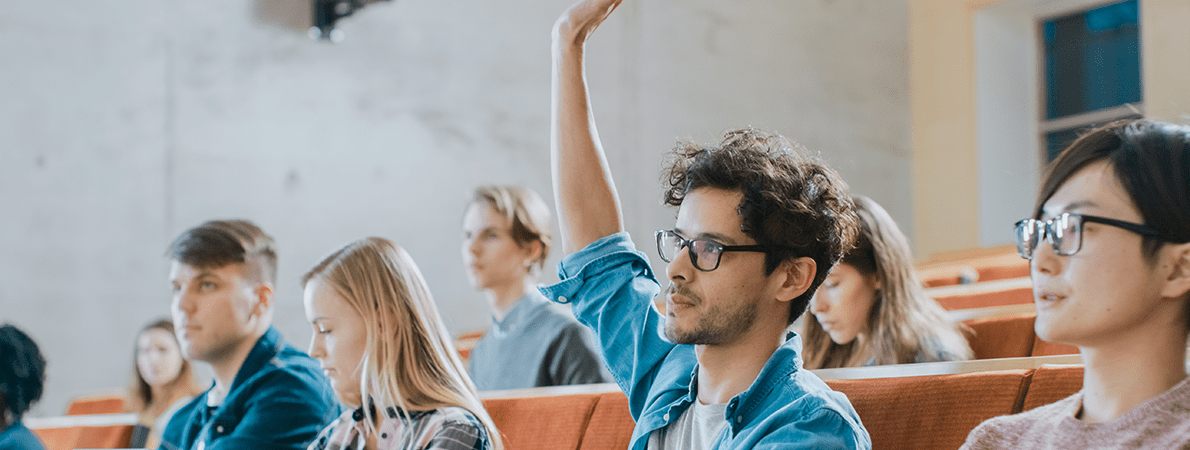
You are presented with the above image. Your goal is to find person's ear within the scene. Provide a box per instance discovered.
[523,240,544,267]
[252,283,275,316]
[773,257,816,304]
[1160,243,1190,299]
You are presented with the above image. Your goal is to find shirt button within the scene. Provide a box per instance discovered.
[663,413,670,421]
[558,296,567,303]
[216,425,224,433]
[736,416,743,423]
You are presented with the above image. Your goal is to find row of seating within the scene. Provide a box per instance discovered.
[475,357,1084,450]
[26,412,137,450]
[915,245,1028,288]
[963,311,1078,359]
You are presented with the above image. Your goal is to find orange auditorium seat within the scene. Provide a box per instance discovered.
[827,369,1032,450]
[1030,336,1079,357]
[31,424,135,450]
[577,391,635,450]
[483,393,600,450]
[65,395,125,415]
[976,263,1030,283]
[1021,365,1084,411]
[963,312,1038,360]
[935,285,1033,311]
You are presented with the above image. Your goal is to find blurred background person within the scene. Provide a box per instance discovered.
[302,237,501,450]
[0,324,47,450]
[461,186,608,390]
[126,318,202,448]
[804,195,972,369]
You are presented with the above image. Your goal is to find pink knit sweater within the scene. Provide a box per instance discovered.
[961,377,1190,449]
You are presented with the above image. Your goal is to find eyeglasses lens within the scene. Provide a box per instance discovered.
[688,240,721,271]
[657,231,679,263]
[1055,214,1081,256]
[1015,220,1038,259]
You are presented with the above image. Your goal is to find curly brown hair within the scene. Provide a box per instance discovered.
[661,128,859,324]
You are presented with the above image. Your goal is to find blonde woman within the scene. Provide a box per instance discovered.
[804,195,972,368]
[461,185,608,390]
[302,237,502,450]
[126,318,202,448]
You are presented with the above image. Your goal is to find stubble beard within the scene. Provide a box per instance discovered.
[663,283,758,345]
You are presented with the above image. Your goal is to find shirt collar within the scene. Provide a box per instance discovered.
[490,290,548,333]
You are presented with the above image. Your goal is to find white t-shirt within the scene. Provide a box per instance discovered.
[647,400,730,450]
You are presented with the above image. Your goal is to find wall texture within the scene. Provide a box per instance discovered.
[0,0,912,415]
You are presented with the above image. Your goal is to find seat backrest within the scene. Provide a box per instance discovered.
[1021,364,1083,411]
[31,425,135,450]
[577,391,635,450]
[482,393,600,450]
[963,312,1037,360]
[936,286,1034,310]
[65,395,125,415]
[976,263,1030,283]
[1030,336,1079,357]
[827,369,1033,450]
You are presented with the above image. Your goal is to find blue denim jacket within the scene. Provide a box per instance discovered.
[160,327,342,450]
[540,233,871,450]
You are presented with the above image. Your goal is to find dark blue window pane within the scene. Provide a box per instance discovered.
[1044,0,1141,119]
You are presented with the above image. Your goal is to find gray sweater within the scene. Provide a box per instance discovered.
[468,290,610,391]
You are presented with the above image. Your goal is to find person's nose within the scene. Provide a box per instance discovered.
[810,292,829,314]
[666,245,694,284]
[308,334,326,359]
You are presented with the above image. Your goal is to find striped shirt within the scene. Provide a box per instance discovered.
[307,405,491,450]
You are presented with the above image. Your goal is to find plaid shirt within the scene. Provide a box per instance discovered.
[307,405,490,450]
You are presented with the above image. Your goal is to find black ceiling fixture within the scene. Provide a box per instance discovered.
[310,0,393,42]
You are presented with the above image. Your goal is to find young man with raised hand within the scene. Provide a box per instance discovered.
[160,220,340,450]
[542,0,871,448]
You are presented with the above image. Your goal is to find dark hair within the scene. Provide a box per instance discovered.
[662,128,859,324]
[0,324,46,426]
[1035,119,1190,259]
[166,220,278,285]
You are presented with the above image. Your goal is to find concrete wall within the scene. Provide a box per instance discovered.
[0,0,912,415]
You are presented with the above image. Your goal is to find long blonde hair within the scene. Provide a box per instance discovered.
[302,238,503,449]
[803,196,973,369]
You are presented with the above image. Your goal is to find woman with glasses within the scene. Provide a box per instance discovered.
[460,186,608,391]
[800,195,972,369]
[302,238,502,450]
[962,119,1190,448]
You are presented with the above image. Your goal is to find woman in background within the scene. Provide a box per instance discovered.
[0,324,48,450]
[302,237,502,450]
[126,319,202,448]
[803,195,972,368]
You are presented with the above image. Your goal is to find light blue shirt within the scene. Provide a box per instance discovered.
[540,233,871,450]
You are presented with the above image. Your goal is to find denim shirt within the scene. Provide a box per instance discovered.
[539,233,871,450]
[160,327,342,450]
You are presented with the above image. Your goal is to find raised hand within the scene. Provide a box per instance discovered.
[550,0,626,255]
[553,0,624,47]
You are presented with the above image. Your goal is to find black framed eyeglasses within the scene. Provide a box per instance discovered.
[1013,213,1164,260]
[655,229,786,271]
